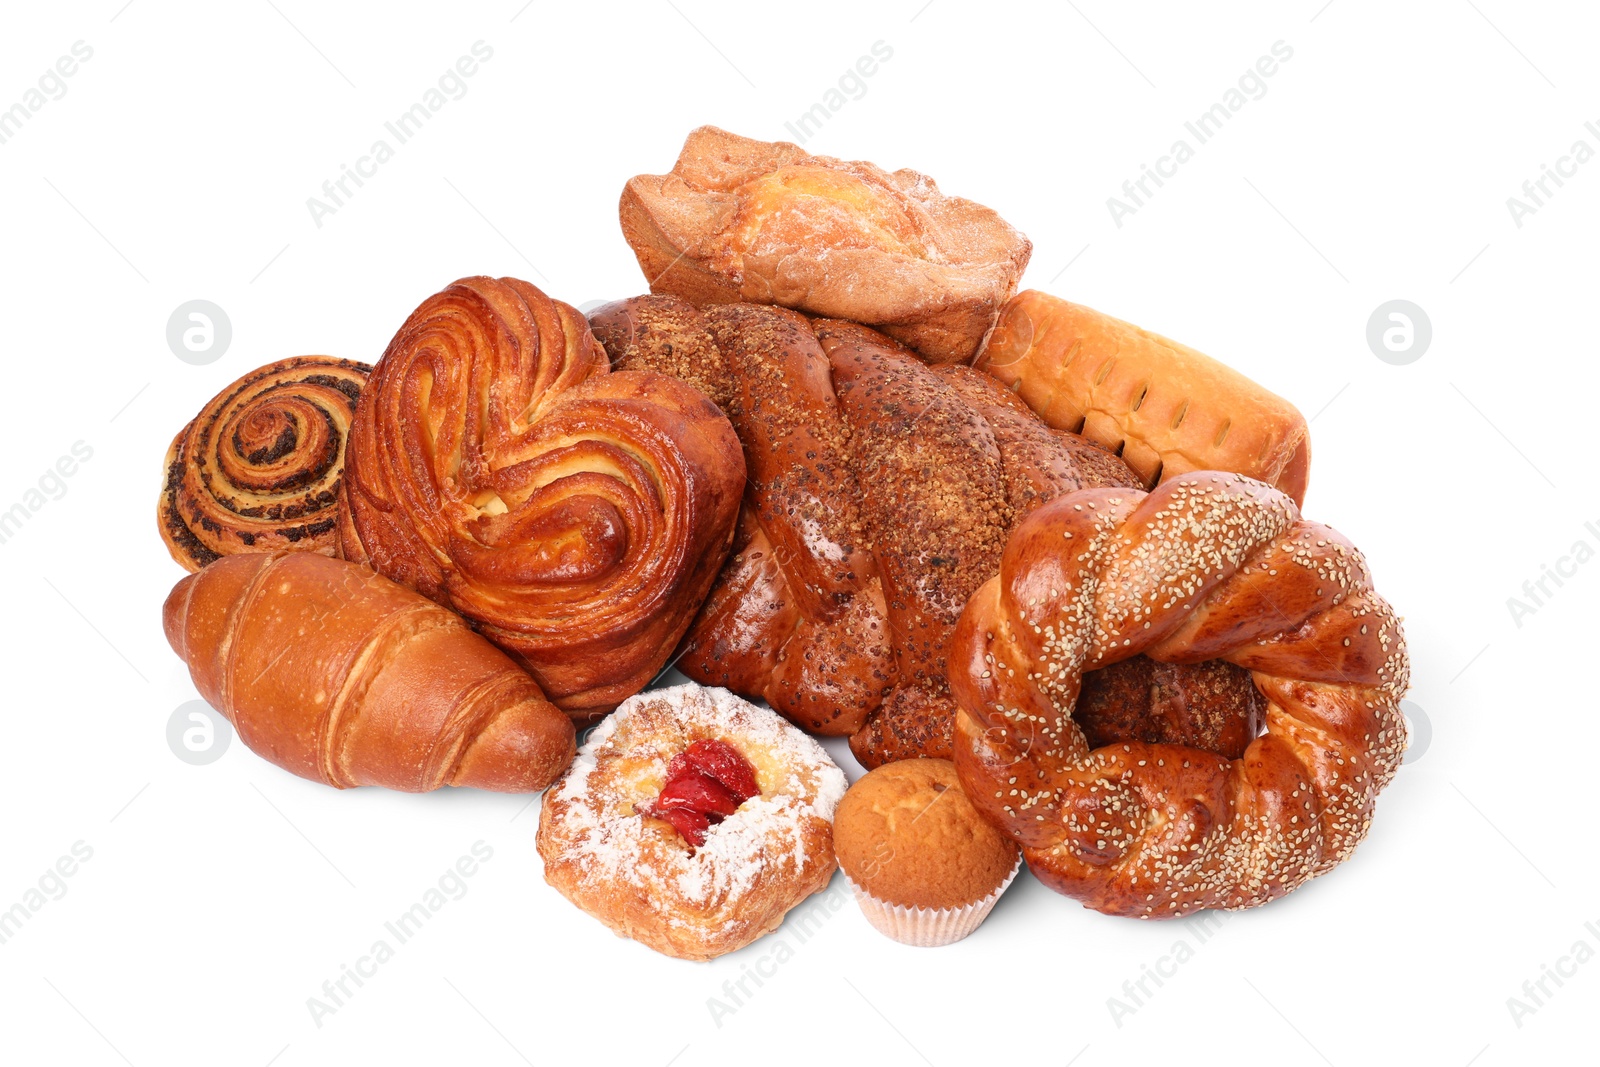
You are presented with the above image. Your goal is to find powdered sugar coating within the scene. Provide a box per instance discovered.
[536,684,846,960]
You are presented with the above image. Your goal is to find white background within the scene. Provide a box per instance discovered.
[1,1,1594,1064]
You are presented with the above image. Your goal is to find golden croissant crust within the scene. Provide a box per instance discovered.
[338,277,746,722]
[620,126,1032,363]
[159,355,370,572]
[163,552,574,792]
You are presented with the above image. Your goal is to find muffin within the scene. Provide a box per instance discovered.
[833,758,1021,946]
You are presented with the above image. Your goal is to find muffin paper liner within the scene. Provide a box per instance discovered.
[844,851,1023,947]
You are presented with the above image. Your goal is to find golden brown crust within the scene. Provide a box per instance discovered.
[588,292,734,408]
[932,363,1141,510]
[1075,656,1265,760]
[834,758,1019,910]
[822,329,1013,765]
[536,684,847,960]
[976,291,1311,505]
[597,295,900,738]
[948,473,1410,918]
[159,356,370,572]
[337,277,746,722]
[162,552,575,792]
[592,294,1269,770]
[620,126,1032,363]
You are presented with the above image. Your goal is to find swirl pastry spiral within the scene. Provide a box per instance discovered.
[337,277,746,722]
[948,472,1409,917]
[159,356,369,572]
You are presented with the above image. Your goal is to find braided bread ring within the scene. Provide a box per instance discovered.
[948,472,1409,917]
[159,356,370,572]
[337,277,745,721]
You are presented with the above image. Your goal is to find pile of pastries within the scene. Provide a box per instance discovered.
[158,127,1409,957]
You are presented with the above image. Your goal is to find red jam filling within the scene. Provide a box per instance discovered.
[636,739,760,847]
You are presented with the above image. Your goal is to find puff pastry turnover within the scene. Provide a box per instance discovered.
[620,125,1031,363]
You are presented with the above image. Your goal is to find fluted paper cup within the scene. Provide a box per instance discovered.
[844,852,1023,947]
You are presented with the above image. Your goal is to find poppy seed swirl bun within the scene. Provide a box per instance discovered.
[159,355,370,571]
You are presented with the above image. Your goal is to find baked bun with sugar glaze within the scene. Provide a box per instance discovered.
[977,291,1310,505]
[337,276,745,723]
[590,294,1266,770]
[948,472,1409,917]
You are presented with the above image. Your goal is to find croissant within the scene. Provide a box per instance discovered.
[589,295,1263,768]
[947,473,1409,917]
[163,552,575,792]
[159,356,370,571]
[620,126,1032,362]
[337,277,746,722]
[976,291,1311,505]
